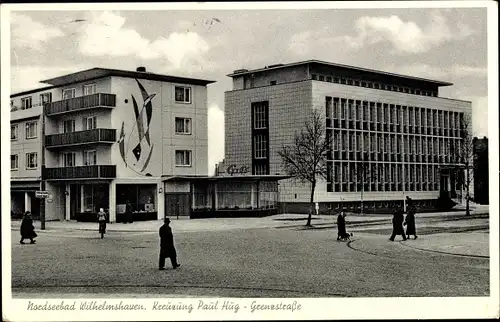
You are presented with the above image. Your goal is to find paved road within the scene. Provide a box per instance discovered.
[11,223,489,298]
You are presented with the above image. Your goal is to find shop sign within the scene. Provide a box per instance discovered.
[35,191,50,198]
[219,164,250,176]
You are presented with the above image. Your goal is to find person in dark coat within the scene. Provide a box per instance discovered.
[337,210,347,240]
[124,201,134,224]
[404,198,418,239]
[159,218,180,270]
[389,207,407,241]
[20,211,37,244]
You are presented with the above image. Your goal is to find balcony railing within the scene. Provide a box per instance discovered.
[45,128,116,148]
[43,165,116,180]
[45,93,116,116]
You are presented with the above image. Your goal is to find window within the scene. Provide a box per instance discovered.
[40,92,52,105]
[254,134,267,159]
[319,75,325,81]
[83,116,97,130]
[11,155,18,170]
[175,150,192,166]
[326,76,332,82]
[175,86,192,103]
[62,88,76,100]
[312,74,318,80]
[25,121,38,139]
[252,101,268,129]
[62,152,76,167]
[26,152,38,169]
[254,164,268,175]
[83,150,97,166]
[11,124,18,140]
[270,80,277,85]
[175,117,192,134]
[63,119,75,133]
[83,84,97,95]
[21,97,32,110]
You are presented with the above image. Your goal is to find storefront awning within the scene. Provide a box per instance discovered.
[10,181,41,190]
[162,175,293,182]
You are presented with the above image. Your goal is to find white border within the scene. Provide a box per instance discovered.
[2,1,499,321]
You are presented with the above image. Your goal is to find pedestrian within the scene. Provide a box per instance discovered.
[20,211,37,244]
[125,201,134,224]
[337,209,352,241]
[389,206,407,241]
[404,198,418,240]
[97,208,107,235]
[159,218,181,270]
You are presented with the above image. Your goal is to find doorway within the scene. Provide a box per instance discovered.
[165,193,191,218]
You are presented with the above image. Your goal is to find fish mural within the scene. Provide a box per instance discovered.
[118,79,157,176]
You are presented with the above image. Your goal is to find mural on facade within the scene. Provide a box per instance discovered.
[117,79,157,176]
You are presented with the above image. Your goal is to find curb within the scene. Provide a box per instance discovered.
[398,240,489,259]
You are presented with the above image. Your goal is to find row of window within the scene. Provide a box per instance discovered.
[11,150,194,170]
[327,130,462,158]
[326,162,458,192]
[11,116,192,140]
[313,74,439,97]
[11,153,38,170]
[11,122,38,140]
[325,97,465,132]
[11,84,193,111]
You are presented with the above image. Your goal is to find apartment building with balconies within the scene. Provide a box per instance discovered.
[11,67,214,222]
[221,60,472,213]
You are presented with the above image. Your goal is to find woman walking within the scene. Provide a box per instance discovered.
[404,198,418,239]
[20,211,37,244]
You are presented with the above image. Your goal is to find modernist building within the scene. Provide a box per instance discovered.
[11,67,214,222]
[220,60,472,213]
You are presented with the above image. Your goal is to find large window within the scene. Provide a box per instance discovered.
[11,155,18,170]
[254,134,267,159]
[175,117,192,134]
[175,86,191,103]
[26,152,37,169]
[83,84,96,96]
[252,101,268,129]
[25,121,38,139]
[175,150,192,166]
[83,150,97,166]
[253,163,268,175]
[11,124,18,140]
[62,152,76,167]
[62,88,76,100]
[83,116,97,130]
[21,97,32,110]
[40,92,52,105]
[63,119,76,133]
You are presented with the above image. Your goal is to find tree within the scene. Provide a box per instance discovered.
[278,110,332,226]
[453,113,474,216]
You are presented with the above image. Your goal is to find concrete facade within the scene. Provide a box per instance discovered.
[220,60,472,213]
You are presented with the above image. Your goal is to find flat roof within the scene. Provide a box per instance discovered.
[162,175,292,182]
[11,85,59,98]
[227,59,453,87]
[40,67,216,87]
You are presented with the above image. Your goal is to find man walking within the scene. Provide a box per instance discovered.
[389,206,407,241]
[159,218,180,270]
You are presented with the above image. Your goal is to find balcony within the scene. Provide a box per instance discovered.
[45,128,116,149]
[43,165,116,180]
[45,93,116,116]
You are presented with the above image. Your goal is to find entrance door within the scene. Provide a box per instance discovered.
[165,193,191,218]
[440,174,450,198]
[70,184,78,220]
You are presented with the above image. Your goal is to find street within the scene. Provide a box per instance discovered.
[11,214,489,298]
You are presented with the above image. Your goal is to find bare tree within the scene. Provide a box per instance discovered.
[278,110,332,226]
[452,113,474,216]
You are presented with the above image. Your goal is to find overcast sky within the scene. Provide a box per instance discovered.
[7,4,489,174]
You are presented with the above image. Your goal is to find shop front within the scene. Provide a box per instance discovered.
[115,184,158,222]
[163,175,289,219]
[10,181,41,219]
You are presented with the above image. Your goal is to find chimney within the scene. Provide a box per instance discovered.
[136,66,146,72]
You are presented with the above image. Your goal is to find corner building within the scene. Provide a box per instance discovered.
[11,67,214,222]
[221,60,471,213]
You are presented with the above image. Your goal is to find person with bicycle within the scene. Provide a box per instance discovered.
[97,208,107,237]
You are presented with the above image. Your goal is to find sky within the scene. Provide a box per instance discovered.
[7,4,489,174]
